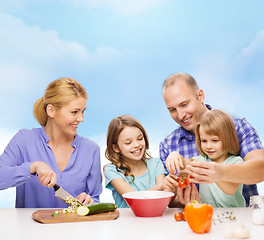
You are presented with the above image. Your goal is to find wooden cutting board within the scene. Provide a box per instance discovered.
[32,209,119,224]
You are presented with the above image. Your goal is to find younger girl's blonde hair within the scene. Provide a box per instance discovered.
[33,78,87,126]
[195,109,240,156]
[105,115,151,181]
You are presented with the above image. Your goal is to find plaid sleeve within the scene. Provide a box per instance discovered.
[159,140,169,174]
[234,118,264,159]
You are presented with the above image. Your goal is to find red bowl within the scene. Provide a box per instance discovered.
[122,191,175,217]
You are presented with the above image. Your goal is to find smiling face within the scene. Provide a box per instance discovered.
[199,126,228,163]
[113,126,146,162]
[163,80,208,133]
[49,97,87,137]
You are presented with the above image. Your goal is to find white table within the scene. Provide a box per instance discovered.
[0,207,263,240]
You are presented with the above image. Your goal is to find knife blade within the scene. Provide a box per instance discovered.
[53,184,83,206]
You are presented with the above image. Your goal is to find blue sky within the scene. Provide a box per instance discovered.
[0,0,264,207]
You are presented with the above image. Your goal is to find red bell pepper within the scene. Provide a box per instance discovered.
[184,201,213,234]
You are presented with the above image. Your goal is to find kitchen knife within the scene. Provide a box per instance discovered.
[53,184,83,206]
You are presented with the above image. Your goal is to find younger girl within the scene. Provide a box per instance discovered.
[104,115,167,208]
[165,109,245,207]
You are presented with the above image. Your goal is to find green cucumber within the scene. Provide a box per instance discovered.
[76,202,117,216]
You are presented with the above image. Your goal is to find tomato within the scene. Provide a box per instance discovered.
[178,181,187,189]
[181,211,186,221]
[184,178,190,184]
[174,212,182,221]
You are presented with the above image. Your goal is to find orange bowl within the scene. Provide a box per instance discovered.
[122,191,175,217]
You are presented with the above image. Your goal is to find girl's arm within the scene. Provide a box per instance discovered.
[110,178,136,196]
[110,173,166,196]
[215,181,240,195]
[148,173,165,191]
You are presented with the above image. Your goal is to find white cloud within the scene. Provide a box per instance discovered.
[0,11,138,105]
[0,12,90,61]
[194,29,264,110]
[240,29,264,60]
[63,0,168,16]
[192,29,264,144]
[0,0,170,16]
[91,47,137,65]
[0,11,90,95]
[0,10,137,68]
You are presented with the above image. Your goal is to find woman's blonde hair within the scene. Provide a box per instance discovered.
[105,115,151,181]
[33,78,87,126]
[195,109,240,156]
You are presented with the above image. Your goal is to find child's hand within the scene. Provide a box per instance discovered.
[177,183,201,205]
[163,173,179,193]
[165,151,185,174]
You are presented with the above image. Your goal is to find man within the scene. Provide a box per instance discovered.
[160,73,264,206]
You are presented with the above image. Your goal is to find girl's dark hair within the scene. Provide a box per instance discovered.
[105,115,151,181]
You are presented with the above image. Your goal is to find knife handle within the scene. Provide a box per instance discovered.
[53,184,60,191]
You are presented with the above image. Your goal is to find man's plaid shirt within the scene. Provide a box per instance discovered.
[159,114,264,206]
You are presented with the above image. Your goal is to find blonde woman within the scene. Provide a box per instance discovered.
[0,78,102,208]
[165,109,245,207]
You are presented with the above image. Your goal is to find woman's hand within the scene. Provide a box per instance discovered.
[30,161,57,188]
[76,192,94,205]
[177,183,201,205]
[165,151,185,174]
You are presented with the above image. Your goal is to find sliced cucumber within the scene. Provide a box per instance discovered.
[76,202,117,216]
[76,206,90,216]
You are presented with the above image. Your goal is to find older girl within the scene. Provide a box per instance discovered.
[104,115,166,208]
[0,78,102,208]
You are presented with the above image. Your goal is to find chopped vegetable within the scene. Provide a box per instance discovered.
[65,196,81,209]
[51,213,59,217]
[76,206,90,216]
[50,196,81,216]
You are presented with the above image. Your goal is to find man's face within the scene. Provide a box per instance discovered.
[163,81,207,133]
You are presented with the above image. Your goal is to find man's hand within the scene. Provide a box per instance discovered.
[177,183,201,205]
[186,161,221,184]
